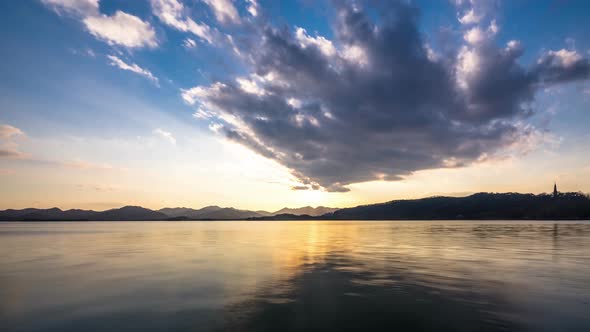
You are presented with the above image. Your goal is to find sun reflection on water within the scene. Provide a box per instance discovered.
[1,221,589,331]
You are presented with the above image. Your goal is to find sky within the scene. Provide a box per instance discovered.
[0,0,589,211]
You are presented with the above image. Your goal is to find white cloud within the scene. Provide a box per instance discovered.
[41,0,99,16]
[544,49,583,68]
[425,43,439,62]
[236,77,266,96]
[183,38,197,48]
[153,128,176,145]
[295,27,336,57]
[506,40,521,52]
[151,0,215,44]
[193,108,214,119]
[0,124,28,159]
[456,46,480,89]
[107,55,159,85]
[83,11,158,48]
[0,124,24,140]
[501,123,561,157]
[287,98,302,108]
[226,34,241,56]
[181,82,226,105]
[203,0,241,24]
[463,27,485,45]
[458,8,481,25]
[246,0,259,17]
[293,113,320,128]
[208,123,224,133]
[42,1,158,49]
[341,44,369,67]
[488,19,499,35]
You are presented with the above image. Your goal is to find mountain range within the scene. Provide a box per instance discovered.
[2,192,590,221]
[0,204,337,221]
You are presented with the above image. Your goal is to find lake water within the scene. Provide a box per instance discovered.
[1,221,589,331]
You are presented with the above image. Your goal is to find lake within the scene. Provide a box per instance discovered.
[1,220,589,331]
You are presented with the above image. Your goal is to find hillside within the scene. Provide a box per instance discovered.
[0,206,167,221]
[272,206,338,217]
[325,192,590,220]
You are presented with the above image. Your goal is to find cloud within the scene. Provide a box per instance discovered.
[41,0,99,16]
[83,11,158,48]
[107,55,159,85]
[291,185,310,191]
[454,0,497,26]
[150,0,215,44]
[203,0,241,24]
[181,1,589,192]
[183,38,197,48]
[61,159,119,170]
[42,1,157,49]
[0,124,28,159]
[295,27,336,57]
[463,27,485,44]
[534,49,590,83]
[153,128,176,145]
[246,0,259,17]
[0,125,24,139]
[0,124,126,171]
[458,8,481,25]
[0,148,29,159]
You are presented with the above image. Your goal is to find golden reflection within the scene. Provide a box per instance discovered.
[1,221,590,331]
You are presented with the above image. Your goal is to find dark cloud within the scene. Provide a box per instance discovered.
[533,49,590,84]
[184,0,590,192]
[291,185,310,191]
[0,149,25,158]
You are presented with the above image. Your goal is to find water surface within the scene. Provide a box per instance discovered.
[1,221,589,331]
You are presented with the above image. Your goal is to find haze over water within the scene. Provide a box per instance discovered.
[1,220,589,331]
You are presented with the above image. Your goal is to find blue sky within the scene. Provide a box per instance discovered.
[0,0,589,210]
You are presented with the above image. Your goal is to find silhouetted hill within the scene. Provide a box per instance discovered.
[158,206,270,219]
[250,214,313,221]
[324,192,590,220]
[0,206,167,221]
[94,206,168,221]
[272,206,338,216]
[159,206,222,219]
[197,207,267,220]
[22,208,98,221]
[0,208,45,220]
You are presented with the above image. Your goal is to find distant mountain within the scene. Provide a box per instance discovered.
[0,208,96,221]
[0,208,45,219]
[4,192,589,221]
[325,192,590,220]
[272,206,338,216]
[22,208,98,221]
[94,206,168,221]
[200,207,267,219]
[0,206,167,221]
[250,213,313,221]
[159,206,222,219]
[158,206,270,220]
